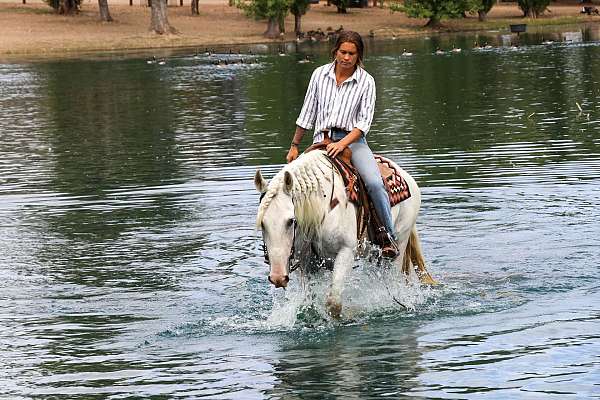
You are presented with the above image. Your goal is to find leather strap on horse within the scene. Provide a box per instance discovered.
[304,136,368,241]
[302,135,404,249]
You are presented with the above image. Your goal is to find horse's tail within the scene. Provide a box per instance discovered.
[402,225,437,285]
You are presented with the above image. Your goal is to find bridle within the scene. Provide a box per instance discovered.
[259,192,300,280]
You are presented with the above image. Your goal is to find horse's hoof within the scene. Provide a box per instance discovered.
[419,272,438,286]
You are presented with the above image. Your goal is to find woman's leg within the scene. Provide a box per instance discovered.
[349,141,396,240]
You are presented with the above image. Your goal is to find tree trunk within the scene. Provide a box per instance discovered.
[191,0,199,15]
[278,15,285,34]
[336,5,347,12]
[58,0,77,14]
[294,13,301,35]
[425,16,440,27]
[264,17,280,38]
[98,0,113,21]
[478,10,487,21]
[150,0,177,34]
[372,0,377,7]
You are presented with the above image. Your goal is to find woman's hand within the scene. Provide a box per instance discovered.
[326,141,346,159]
[286,145,299,163]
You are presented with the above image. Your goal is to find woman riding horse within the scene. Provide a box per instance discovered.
[285,31,398,259]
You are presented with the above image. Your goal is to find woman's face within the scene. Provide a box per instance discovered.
[335,42,359,72]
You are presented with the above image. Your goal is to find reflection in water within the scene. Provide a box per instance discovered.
[0,33,599,398]
[270,321,423,399]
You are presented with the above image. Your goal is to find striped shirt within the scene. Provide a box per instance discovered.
[296,61,376,143]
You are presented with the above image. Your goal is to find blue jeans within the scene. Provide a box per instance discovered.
[330,129,396,240]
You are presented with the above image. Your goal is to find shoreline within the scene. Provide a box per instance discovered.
[1,0,599,61]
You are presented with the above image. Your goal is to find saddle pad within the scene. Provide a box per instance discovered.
[373,154,411,207]
[331,154,411,207]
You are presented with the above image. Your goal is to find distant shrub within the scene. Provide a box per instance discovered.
[517,0,550,17]
[43,0,81,14]
[390,0,480,27]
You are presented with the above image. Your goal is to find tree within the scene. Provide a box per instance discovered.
[330,0,348,13]
[517,0,550,18]
[98,0,113,21]
[58,0,79,14]
[236,0,291,39]
[290,0,311,35]
[477,0,494,21]
[43,0,80,14]
[390,0,479,27]
[150,0,177,34]
[191,0,199,15]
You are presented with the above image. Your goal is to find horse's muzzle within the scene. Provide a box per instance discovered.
[268,274,289,288]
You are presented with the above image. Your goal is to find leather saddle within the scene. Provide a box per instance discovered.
[304,137,411,247]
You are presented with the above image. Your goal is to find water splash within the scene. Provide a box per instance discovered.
[267,259,436,329]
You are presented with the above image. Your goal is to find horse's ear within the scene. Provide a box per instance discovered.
[283,171,294,194]
[254,169,268,193]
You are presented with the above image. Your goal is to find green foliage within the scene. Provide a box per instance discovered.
[330,0,349,12]
[517,0,550,17]
[43,0,59,9]
[390,0,479,25]
[480,0,494,14]
[236,0,291,19]
[290,0,311,17]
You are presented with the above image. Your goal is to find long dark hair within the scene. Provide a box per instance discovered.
[330,30,365,67]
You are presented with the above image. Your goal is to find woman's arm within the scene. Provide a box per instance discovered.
[325,128,362,159]
[286,125,306,163]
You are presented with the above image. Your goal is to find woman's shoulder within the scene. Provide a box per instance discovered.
[312,62,334,77]
[358,66,375,83]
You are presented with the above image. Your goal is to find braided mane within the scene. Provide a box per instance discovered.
[256,151,337,239]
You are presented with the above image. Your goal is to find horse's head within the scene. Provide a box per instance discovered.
[255,169,296,289]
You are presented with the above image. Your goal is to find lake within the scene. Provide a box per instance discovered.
[1,26,599,398]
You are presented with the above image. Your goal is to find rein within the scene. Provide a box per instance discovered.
[259,192,300,275]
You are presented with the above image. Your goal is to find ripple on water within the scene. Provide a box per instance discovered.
[1,40,600,399]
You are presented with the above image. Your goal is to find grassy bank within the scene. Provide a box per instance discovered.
[0,0,598,60]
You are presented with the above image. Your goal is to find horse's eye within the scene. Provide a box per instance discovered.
[286,218,295,228]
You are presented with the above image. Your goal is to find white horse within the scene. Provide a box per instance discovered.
[255,150,434,317]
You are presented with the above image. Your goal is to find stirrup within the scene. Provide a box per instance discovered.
[380,229,400,259]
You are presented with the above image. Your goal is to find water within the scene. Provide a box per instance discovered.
[1,29,599,398]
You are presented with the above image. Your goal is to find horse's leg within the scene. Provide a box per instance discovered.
[403,226,437,285]
[326,245,354,318]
